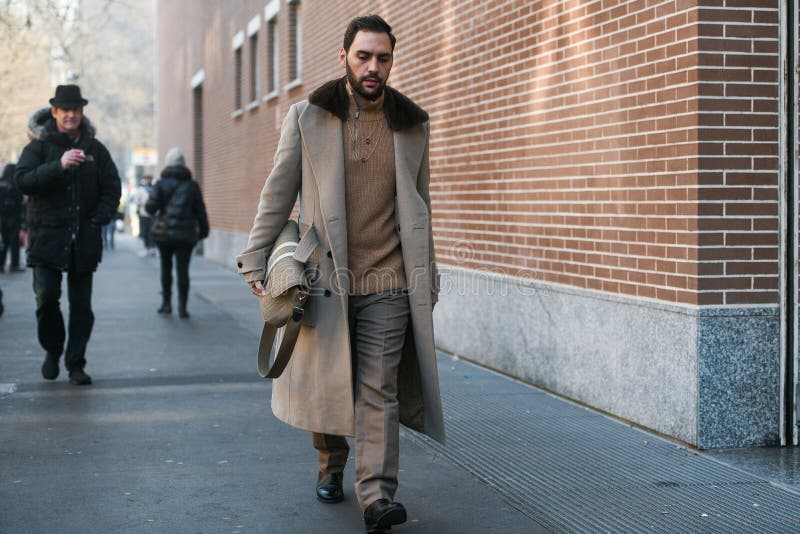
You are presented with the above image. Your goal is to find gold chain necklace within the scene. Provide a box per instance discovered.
[349,109,386,163]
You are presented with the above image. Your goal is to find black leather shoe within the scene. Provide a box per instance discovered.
[363,499,406,532]
[316,472,344,503]
[68,369,92,386]
[41,353,60,380]
[157,302,171,314]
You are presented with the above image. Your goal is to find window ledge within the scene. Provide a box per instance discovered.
[262,91,279,103]
[231,109,244,119]
[246,100,260,112]
[284,78,303,92]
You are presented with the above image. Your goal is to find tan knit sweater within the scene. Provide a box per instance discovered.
[343,91,406,295]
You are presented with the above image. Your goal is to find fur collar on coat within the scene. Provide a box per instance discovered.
[309,77,428,131]
[27,107,96,142]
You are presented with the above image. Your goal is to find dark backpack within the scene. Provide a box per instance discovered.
[149,182,198,246]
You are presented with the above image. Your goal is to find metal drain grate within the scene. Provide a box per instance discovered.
[403,356,800,533]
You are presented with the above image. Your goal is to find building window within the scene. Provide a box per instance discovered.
[234,47,243,109]
[232,30,244,113]
[286,0,302,88]
[191,69,205,185]
[266,15,279,96]
[249,32,259,104]
[192,84,203,187]
[264,0,280,99]
[246,14,261,109]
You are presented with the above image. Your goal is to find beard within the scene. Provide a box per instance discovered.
[345,62,386,101]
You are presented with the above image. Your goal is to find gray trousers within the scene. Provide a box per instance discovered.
[313,290,410,509]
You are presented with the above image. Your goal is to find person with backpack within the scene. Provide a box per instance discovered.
[146,147,209,318]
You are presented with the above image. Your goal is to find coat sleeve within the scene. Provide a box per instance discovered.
[14,141,65,195]
[235,103,303,282]
[193,183,210,240]
[416,122,439,305]
[90,144,122,225]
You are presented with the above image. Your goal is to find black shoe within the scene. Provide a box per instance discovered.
[41,353,60,380]
[363,499,406,532]
[157,302,172,314]
[178,307,190,319]
[68,369,92,386]
[316,472,344,503]
[9,266,24,273]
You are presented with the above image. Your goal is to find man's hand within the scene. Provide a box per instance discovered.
[250,280,266,296]
[60,149,86,170]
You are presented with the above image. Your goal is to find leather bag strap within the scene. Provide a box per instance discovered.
[257,306,304,379]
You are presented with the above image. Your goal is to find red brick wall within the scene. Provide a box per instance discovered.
[696,1,780,305]
[157,0,783,307]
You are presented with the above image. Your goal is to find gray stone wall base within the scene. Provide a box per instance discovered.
[203,228,250,271]
[697,310,780,448]
[433,267,780,449]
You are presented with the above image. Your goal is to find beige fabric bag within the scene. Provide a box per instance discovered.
[257,220,309,378]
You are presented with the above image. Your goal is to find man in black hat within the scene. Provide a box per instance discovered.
[14,84,121,385]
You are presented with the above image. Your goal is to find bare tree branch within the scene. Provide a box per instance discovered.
[0,0,155,165]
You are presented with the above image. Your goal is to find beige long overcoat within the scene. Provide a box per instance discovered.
[236,79,445,444]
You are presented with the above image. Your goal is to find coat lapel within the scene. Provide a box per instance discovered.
[394,124,430,274]
[394,124,428,240]
[394,124,426,193]
[298,106,348,292]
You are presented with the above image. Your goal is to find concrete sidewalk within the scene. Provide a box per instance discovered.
[4,235,800,533]
[0,235,541,534]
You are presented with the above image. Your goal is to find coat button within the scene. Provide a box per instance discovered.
[326,251,332,258]
[324,289,331,297]
[237,262,242,268]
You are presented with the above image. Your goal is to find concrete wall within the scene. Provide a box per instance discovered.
[434,266,780,448]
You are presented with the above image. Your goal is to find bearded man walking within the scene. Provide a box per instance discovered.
[236,14,443,533]
[15,85,121,385]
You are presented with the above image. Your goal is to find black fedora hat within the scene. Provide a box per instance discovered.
[49,84,88,108]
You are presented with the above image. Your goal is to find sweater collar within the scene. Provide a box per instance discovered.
[349,89,384,116]
[309,76,428,131]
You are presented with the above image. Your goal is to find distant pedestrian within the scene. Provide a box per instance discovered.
[135,174,155,256]
[146,147,209,318]
[235,15,443,533]
[0,163,24,272]
[14,84,121,386]
[102,207,117,250]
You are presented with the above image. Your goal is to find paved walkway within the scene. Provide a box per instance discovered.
[3,235,800,533]
[0,236,540,534]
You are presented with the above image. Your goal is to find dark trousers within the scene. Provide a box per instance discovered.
[0,219,21,268]
[102,220,115,250]
[313,290,410,509]
[139,216,154,248]
[33,265,94,371]
[157,244,193,307]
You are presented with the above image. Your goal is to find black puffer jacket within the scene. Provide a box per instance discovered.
[14,108,121,272]
[0,163,23,223]
[145,165,209,247]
